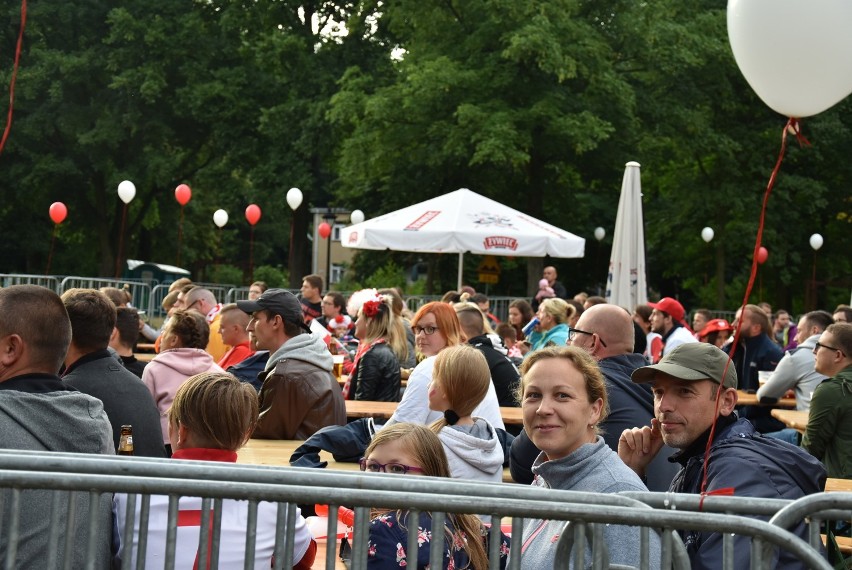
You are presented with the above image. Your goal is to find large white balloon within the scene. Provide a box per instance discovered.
[701,227,715,243]
[350,209,365,225]
[728,0,852,118]
[213,209,229,228]
[809,233,824,251]
[286,187,303,211]
[594,227,605,241]
[117,180,136,204]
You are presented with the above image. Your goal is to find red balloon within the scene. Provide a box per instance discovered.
[245,204,262,226]
[49,202,67,225]
[756,246,769,264]
[175,184,192,206]
[318,222,332,239]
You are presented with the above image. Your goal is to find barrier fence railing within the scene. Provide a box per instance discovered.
[58,277,154,313]
[0,274,61,291]
[0,451,835,570]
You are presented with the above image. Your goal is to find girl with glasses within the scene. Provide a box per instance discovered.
[361,423,509,569]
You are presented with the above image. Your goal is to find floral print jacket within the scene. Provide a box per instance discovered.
[366,510,509,569]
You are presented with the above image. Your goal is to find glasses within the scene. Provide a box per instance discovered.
[568,328,607,347]
[359,458,424,475]
[185,299,200,311]
[814,341,844,356]
[412,325,440,336]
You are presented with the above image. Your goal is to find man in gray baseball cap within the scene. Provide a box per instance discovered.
[237,289,345,439]
[618,342,825,569]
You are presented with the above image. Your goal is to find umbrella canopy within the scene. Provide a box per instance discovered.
[340,189,585,289]
[605,162,648,310]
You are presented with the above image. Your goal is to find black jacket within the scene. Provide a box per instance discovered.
[467,335,521,407]
[63,350,167,458]
[349,342,401,402]
[725,334,784,432]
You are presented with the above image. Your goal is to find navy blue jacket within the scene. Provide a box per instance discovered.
[670,415,825,570]
[725,334,783,432]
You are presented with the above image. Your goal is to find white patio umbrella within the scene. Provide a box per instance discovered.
[340,189,585,289]
[605,162,648,309]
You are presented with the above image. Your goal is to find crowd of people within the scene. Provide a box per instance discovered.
[0,264,849,568]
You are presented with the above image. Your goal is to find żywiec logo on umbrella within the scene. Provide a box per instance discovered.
[347,231,358,244]
[483,236,518,251]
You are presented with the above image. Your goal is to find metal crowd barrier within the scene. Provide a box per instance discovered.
[0,273,60,291]
[58,276,154,312]
[0,451,834,570]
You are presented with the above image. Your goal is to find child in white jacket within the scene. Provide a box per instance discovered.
[427,344,504,483]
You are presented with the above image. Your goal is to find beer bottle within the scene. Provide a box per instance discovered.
[118,425,134,456]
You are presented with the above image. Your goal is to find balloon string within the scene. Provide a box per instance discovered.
[115,203,128,278]
[0,0,26,157]
[698,117,799,505]
[46,224,56,275]
[177,206,184,267]
[249,226,255,282]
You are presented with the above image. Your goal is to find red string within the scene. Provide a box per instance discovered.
[697,117,802,510]
[0,0,27,157]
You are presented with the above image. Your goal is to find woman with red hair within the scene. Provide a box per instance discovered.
[384,302,504,429]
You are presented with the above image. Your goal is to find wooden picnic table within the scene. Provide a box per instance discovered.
[736,390,796,408]
[344,400,523,425]
[237,438,515,483]
[770,409,809,433]
[826,478,852,493]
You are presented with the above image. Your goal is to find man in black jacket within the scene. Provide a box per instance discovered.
[455,303,521,408]
[510,303,678,490]
[61,288,167,458]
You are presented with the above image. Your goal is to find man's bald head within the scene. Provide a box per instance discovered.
[573,304,634,358]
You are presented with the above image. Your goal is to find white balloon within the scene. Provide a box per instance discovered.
[728,0,852,118]
[701,227,715,243]
[286,187,303,211]
[213,209,229,228]
[809,233,824,251]
[117,180,136,204]
[594,227,605,241]
[350,209,365,225]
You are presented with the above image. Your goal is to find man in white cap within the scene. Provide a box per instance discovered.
[649,297,697,356]
[619,342,825,570]
[237,289,345,439]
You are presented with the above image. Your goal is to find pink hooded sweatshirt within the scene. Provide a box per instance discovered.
[142,348,224,444]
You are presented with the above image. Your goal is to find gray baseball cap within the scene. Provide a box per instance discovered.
[631,342,738,389]
[236,288,311,333]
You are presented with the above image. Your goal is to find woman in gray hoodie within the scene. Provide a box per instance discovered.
[516,346,660,569]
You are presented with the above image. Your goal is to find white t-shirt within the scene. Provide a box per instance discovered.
[114,493,313,569]
[384,356,506,430]
[663,326,698,355]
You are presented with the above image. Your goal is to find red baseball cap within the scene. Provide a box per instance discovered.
[648,297,686,322]
[699,318,733,339]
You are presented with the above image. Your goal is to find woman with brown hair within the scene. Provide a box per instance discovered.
[516,346,659,569]
[508,299,534,341]
[142,309,223,449]
[360,423,508,569]
[115,372,316,568]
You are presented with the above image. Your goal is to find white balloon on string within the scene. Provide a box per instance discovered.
[213,209,229,228]
[117,180,136,204]
[287,188,303,211]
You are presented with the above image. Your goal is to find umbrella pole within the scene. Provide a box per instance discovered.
[457,252,464,291]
